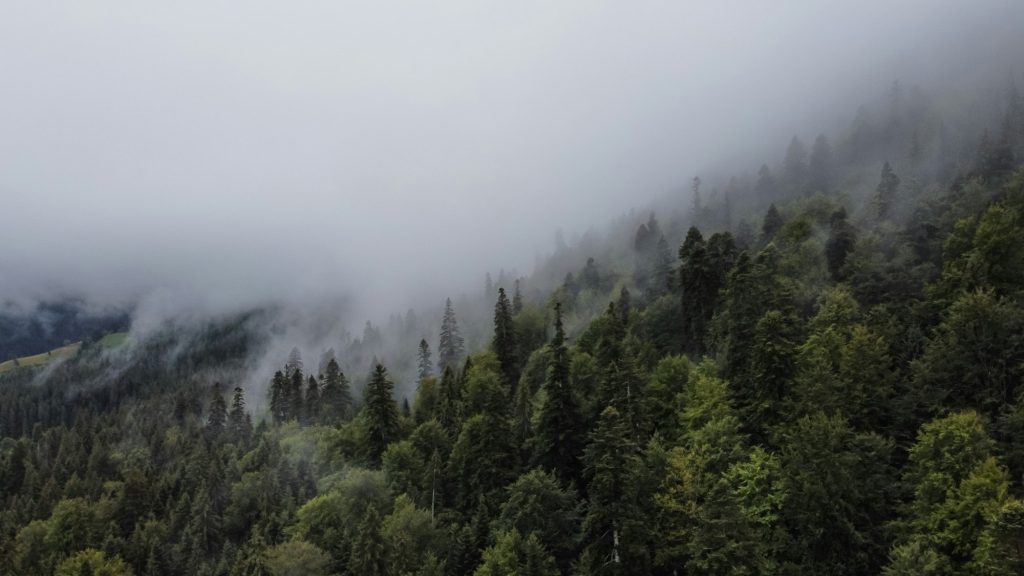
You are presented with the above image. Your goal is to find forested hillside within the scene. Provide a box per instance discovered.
[2,76,1024,576]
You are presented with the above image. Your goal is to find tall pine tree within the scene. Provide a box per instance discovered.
[532,302,585,486]
[417,339,433,382]
[205,382,227,439]
[493,287,519,389]
[438,298,465,372]
[320,358,352,424]
[364,363,401,464]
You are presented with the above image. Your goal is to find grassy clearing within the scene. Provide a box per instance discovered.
[0,331,128,374]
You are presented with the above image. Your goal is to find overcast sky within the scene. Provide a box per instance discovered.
[1,1,1021,321]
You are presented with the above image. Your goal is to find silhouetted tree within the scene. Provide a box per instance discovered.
[364,363,400,464]
[438,298,465,372]
[417,339,433,382]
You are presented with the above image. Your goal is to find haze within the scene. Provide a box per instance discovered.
[1,1,1021,322]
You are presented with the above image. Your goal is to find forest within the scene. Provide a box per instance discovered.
[2,70,1024,575]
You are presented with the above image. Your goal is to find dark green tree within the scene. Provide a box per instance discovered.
[304,375,320,426]
[364,363,401,464]
[348,506,386,576]
[532,302,585,486]
[417,339,433,382]
[228,387,252,443]
[678,226,714,356]
[205,382,227,439]
[762,203,784,240]
[289,368,304,423]
[320,358,352,424]
[269,371,287,424]
[495,468,582,572]
[436,366,462,438]
[825,207,856,281]
[580,406,648,575]
[492,287,520,389]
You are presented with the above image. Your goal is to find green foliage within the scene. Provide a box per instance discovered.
[532,303,585,485]
[363,363,401,464]
[55,549,132,576]
[474,530,559,576]
[264,540,330,576]
[3,82,1024,576]
[495,468,582,570]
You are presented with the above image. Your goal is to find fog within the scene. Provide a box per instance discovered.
[1,0,1022,326]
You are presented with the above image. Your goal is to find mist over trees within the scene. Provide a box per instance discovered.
[3,4,1024,575]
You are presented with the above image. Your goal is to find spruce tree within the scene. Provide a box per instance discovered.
[512,279,524,314]
[304,375,320,426]
[653,235,674,295]
[364,363,401,464]
[288,368,304,423]
[532,302,585,486]
[874,161,900,219]
[438,298,465,372]
[678,226,714,355]
[493,287,519,388]
[320,358,352,424]
[825,207,856,281]
[437,365,462,437]
[269,371,287,424]
[348,506,386,576]
[581,406,646,574]
[205,382,227,438]
[285,347,303,377]
[417,339,433,382]
[762,203,784,240]
[228,387,251,443]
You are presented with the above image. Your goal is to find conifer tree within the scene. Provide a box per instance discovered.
[762,203,784,240]
[825,207,856,281]
[285,347,303,377]
[228,386,251,443]
[364,363,401,464]
[512,279,524,314]
[303,375,320,426]
[205,382,227,438]
[581,406,647,574]
[874,161,900,219]
[744,310,798,433]
[437,365,462,437]
[349,506,386,576]
[691,176,703,216]
[438,298,465,372]
[492,287,519,388]
[288,368,304,423]
[417,339,433,382]
[679,226,714,355]
[654,235,674,295]
[532,302,585,486]
[269,371,287,424]
[320,358,352,424]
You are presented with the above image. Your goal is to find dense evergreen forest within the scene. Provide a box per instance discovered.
[3,77,1024,575]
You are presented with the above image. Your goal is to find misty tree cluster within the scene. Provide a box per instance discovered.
[2,75,1024,576]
